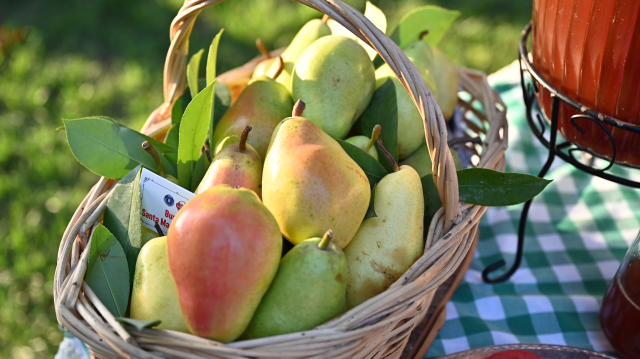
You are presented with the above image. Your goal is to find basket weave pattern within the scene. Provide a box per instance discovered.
[54,1,508,358]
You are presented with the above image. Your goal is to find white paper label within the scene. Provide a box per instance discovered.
[139,168,195,233]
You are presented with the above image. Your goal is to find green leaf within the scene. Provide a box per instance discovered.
[337,139,388,188]
[361,78,398,173]
[206,29,224,86]
[457,168,552,206]
[85,224,130,318]
[187,49,204,98]
[363,183,378,220]
[391,5,460,48]
[213,82,231,130]
[102,165,144,284]
[178,80,216,189]
[63,117,177,180]
[115,317,161,331]
[421,174,443,230]
[190,153,211,192]
[165,90,192,151]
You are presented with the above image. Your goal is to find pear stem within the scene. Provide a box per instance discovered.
[292,99,306,117]
[377,138,399,172]
[364,124,382,152]
[239,126,252,152]
[318,230,333,250]
[256,39,271,59]
[269,56,284,80]
[322,14,330,24]
[142,141,166,178]
[419,30,429,41]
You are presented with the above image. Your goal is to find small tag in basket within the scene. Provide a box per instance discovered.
[139,168,195,234]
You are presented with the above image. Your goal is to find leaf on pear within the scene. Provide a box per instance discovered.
[103,165,145,284]
[337,139,388,188]
[115,317,161,331]
[187,49,205,98]
[85,224,130,318]
[421,174,443,230]
[206,29,224,86]
[177,81,216,190]
[363,183,378,220]
[457,168,552,206]
[63,117,176,180]
[361,78,398,173]
[389,5,460,48]
[190,153,211,192]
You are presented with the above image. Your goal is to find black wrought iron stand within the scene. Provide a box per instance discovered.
[482,23,640,283]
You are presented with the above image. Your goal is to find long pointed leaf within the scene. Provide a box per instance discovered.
[187,49,204,98]
[361,78,398,173]
[457,168,552,206]
[337,139,388,188]
[206,29,224,159]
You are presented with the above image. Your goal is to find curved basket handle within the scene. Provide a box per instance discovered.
[144,0,461,233]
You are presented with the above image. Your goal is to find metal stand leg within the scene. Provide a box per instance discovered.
[482,96,560,283]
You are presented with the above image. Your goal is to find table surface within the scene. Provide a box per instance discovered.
[425,62,640,358]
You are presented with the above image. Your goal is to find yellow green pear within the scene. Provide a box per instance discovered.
[400,143,463,178]
[263,100,371,249]
[130,236,188,332]
[292,35,375,139]
[345,124,381,161]
[266,18,331,92]
[432,46,459,119]
[375,40,439,159]
[344,141,424,308]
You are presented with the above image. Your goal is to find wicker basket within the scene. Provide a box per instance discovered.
[54,1,508,358]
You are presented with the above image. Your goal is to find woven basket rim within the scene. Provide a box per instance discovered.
[54,1,509,358]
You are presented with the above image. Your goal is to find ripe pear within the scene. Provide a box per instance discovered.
[211,76,293,159]
[195,126,262,197]
[167,185,282,342]
[292,36,375,139]
[263,100,370,249]
[130,236,188,332]
[344,141,424,308]
[432,46,459,119]
[266,18,331,92]
[375,40,440,159]
[345,124,381,161]
[241,230,347,339]
[400,143,463,177]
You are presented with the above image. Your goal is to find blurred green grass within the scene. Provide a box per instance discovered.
[0,0,530,357]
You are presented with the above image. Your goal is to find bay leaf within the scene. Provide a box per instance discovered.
[63,116,176,180]
[457,168,552,206]
[363,183,378,220]
[421,174,443,230]
[187,49,205,98]
[85,224,130,318]
[390,5,460,48]
[177,81,216,189]
[206,29,225,159]
[360,78,398,173]
[190,153,211,192]
[337,139,387,188]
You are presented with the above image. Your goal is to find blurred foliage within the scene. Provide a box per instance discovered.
[0,0,530,357]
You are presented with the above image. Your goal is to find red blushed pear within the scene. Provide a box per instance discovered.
[195,126,262,197]
[166,185,282,342]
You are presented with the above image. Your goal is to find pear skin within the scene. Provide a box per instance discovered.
[432,46,459,119]
[196,127,263,197]
[400,143,462,177]
[263,103,370,248]
[241,230,347,339]
[344,152,424,308]
[212,76,293,159]
[292,36,375,139]
[130,236,188,332]
[267,19,331,92]
[167,186,282,342]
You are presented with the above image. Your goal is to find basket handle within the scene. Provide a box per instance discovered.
[144,0,461,233]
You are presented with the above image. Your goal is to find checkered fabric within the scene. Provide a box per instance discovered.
[425,65,640,358]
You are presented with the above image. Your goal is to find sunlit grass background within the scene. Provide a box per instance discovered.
[0,0,531,357]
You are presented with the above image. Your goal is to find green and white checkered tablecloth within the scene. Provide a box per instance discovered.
[425,65,640,358]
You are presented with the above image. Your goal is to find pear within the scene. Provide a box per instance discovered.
[252,39,276,79]
[263,100,370,249]
[167,185,282,341]
[375,40,440,159]
[344,140,424,308]
[130,236,188,332]
[211,76,293,160]
[241,230,347,339]
[195,126,262,197]
[292,36,375,139]
[345,124,381,161]
[432,46,459,119]
[400,143,463,177]
[266,18,331,92]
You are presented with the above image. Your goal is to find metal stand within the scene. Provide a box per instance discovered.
[482,23,640,283]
